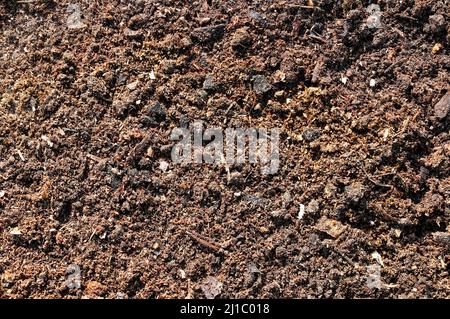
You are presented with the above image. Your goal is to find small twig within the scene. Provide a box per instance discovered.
[287,4,324,11]
[290,5,314,9]
[392,27,405,38]
[393,111,419,138]
[220,153,231,184]
[383,57,406,75]
[244,169,253,183]
[395,14,417,21]
[89,229,96,241]
[362,166,393,189]
[372,171,396,178]
[270,4,323,12]
[185,230,223,253]
[308,34,328,44]
[16,149,25,162]
[86,153,104,163]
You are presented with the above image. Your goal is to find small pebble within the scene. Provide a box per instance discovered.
[231,28,252,50]
[202,75,216,91]
[159,161,169,172]
[253,75,272,95]
[305,199,320,214]
[201,277,223,299]
[67,4,86,29]
[365,4,382,29]
[126,81,139,91]
[302,128,320,142]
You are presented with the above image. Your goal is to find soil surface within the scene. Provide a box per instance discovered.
[0,0,449,299]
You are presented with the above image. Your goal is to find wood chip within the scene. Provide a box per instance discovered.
[315,216,346,238]
[185,230,223,253]
[434,92,449,119]
[9,227,22,236]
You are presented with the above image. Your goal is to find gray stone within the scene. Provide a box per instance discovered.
[253,75,272,95]
[302,128,320,142]
[202,75,217,91]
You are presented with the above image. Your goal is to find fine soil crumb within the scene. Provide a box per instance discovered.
[0,0,448,299]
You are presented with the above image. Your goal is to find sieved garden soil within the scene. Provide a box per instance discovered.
[0,0,449,298]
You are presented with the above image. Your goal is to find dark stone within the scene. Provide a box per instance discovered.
[190,24,226,43]
[140,102,167,127]
[146,102,167,122]
[231,28,252,50]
